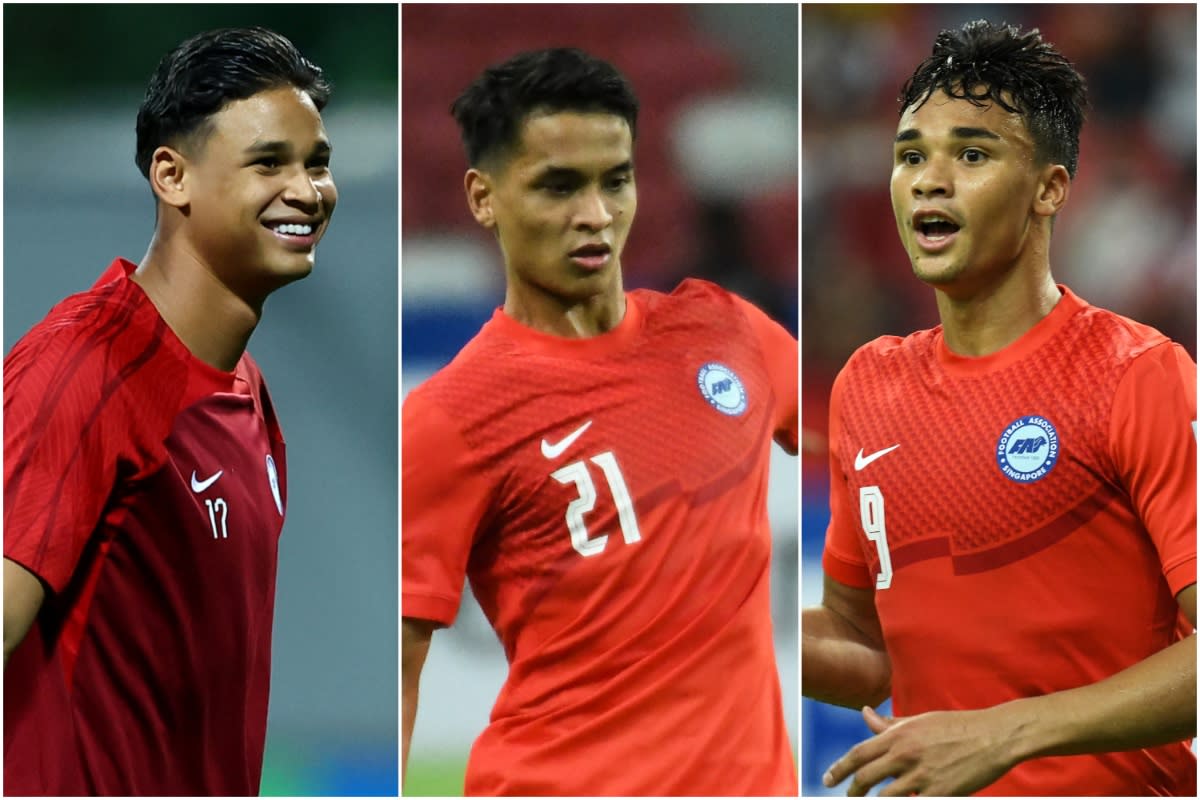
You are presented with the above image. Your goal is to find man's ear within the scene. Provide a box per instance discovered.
[465,168,496,229]
[149,145,191,210]
[1033,163,1070,219]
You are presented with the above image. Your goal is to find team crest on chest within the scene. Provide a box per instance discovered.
[697,362,747,416]
[996,415,1059,483]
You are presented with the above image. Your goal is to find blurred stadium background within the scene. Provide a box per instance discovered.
[802,4,1196,795]
[3,5,398,795]
[401,4,797,795]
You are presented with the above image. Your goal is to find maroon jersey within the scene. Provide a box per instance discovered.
[4,259,288,795]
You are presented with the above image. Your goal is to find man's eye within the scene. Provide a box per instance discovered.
[901,152,922,166]
[255,157,281,169]
[606,175,631,191]
[962,149,986,163]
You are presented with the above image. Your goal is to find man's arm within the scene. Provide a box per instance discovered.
[402,617,435,785]
[4,558,46,665]
[802,574,891,709]
[825,584,1197,796]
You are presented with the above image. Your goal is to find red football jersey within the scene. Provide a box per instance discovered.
[4,259,288,795]
[403,279,798,795]
[824,286,1197,795]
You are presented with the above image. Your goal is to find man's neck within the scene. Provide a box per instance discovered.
[131,237,262,372]
[935,267,1062,358]
[503,279,627,338]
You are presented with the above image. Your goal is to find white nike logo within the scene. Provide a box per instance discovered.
[541,421,593,459]
[190,469,224,492]
[854,444,900,471]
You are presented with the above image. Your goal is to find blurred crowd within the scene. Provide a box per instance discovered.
[802,3,1197,466]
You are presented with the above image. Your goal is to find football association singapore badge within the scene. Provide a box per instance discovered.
[996,415,1059,483]
[697,362,747,416]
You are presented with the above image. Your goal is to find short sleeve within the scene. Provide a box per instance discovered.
[4,329,131,592]
[822,365,874,589]
[401,391,495,627]
[730,294,798,454]
[1110,342,1197,596]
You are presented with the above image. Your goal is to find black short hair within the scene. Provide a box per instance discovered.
[135,27,331,178]
[899,20,1088,177]
[451,47,639,167]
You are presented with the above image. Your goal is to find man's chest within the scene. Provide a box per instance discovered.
[107,395,286,585]
[464,333,774,556]
[836,361,1118,581]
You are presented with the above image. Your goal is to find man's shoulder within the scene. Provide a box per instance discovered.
[8,271,159,365]
[841,327,938,374]
[5,274,189,416]
[635,277,740,312]
[402,316,508,415]
[1068,293,1174,362]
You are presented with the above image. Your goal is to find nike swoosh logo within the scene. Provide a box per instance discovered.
[190,469,224,492]
[541,421,593,459]
[854,444,900,471]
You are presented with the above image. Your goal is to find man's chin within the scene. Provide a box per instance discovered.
[910,255,963,286]
[270,254,316,280]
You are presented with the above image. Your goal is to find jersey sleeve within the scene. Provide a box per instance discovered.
[1109,342,1197,596]
[730,294,798,454]
[822,363,874,589]
[401,390,495,627]
[4,327,133,592]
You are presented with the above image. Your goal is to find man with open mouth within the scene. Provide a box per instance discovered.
[804,19,1195,797]
[4,26,336,796]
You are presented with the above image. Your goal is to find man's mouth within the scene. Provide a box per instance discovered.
[912,211,961,251]
[264,219,321,248]
[569,243,611,270]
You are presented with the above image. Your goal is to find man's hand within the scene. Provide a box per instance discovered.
[824,706,1019,797]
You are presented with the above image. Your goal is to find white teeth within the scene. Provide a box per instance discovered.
[275,223,313,235]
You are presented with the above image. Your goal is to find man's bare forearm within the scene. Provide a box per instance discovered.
[998,633,1196,765]
[401,618,434,785]
[4,558,46,666]
[803,605,892,709]
[402,677,419,779]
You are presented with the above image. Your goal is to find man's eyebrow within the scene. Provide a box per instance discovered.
[244,140,291,155]
[895,126,1002,144]
[951,126,1001,141]
[244,139,332,156]
[536,165,584,180]
[534,160,633,179]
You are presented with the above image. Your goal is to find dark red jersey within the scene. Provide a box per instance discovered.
[824,286,1196,795]
[403,280,798,795]
[4,259,288,795]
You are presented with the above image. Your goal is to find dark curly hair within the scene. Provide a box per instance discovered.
[451,47,638,167]
[135,27,331,179]
[899,20,1088,177]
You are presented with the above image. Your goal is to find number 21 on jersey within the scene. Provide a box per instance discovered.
[551,451,641,557]
[859,485,892,589]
